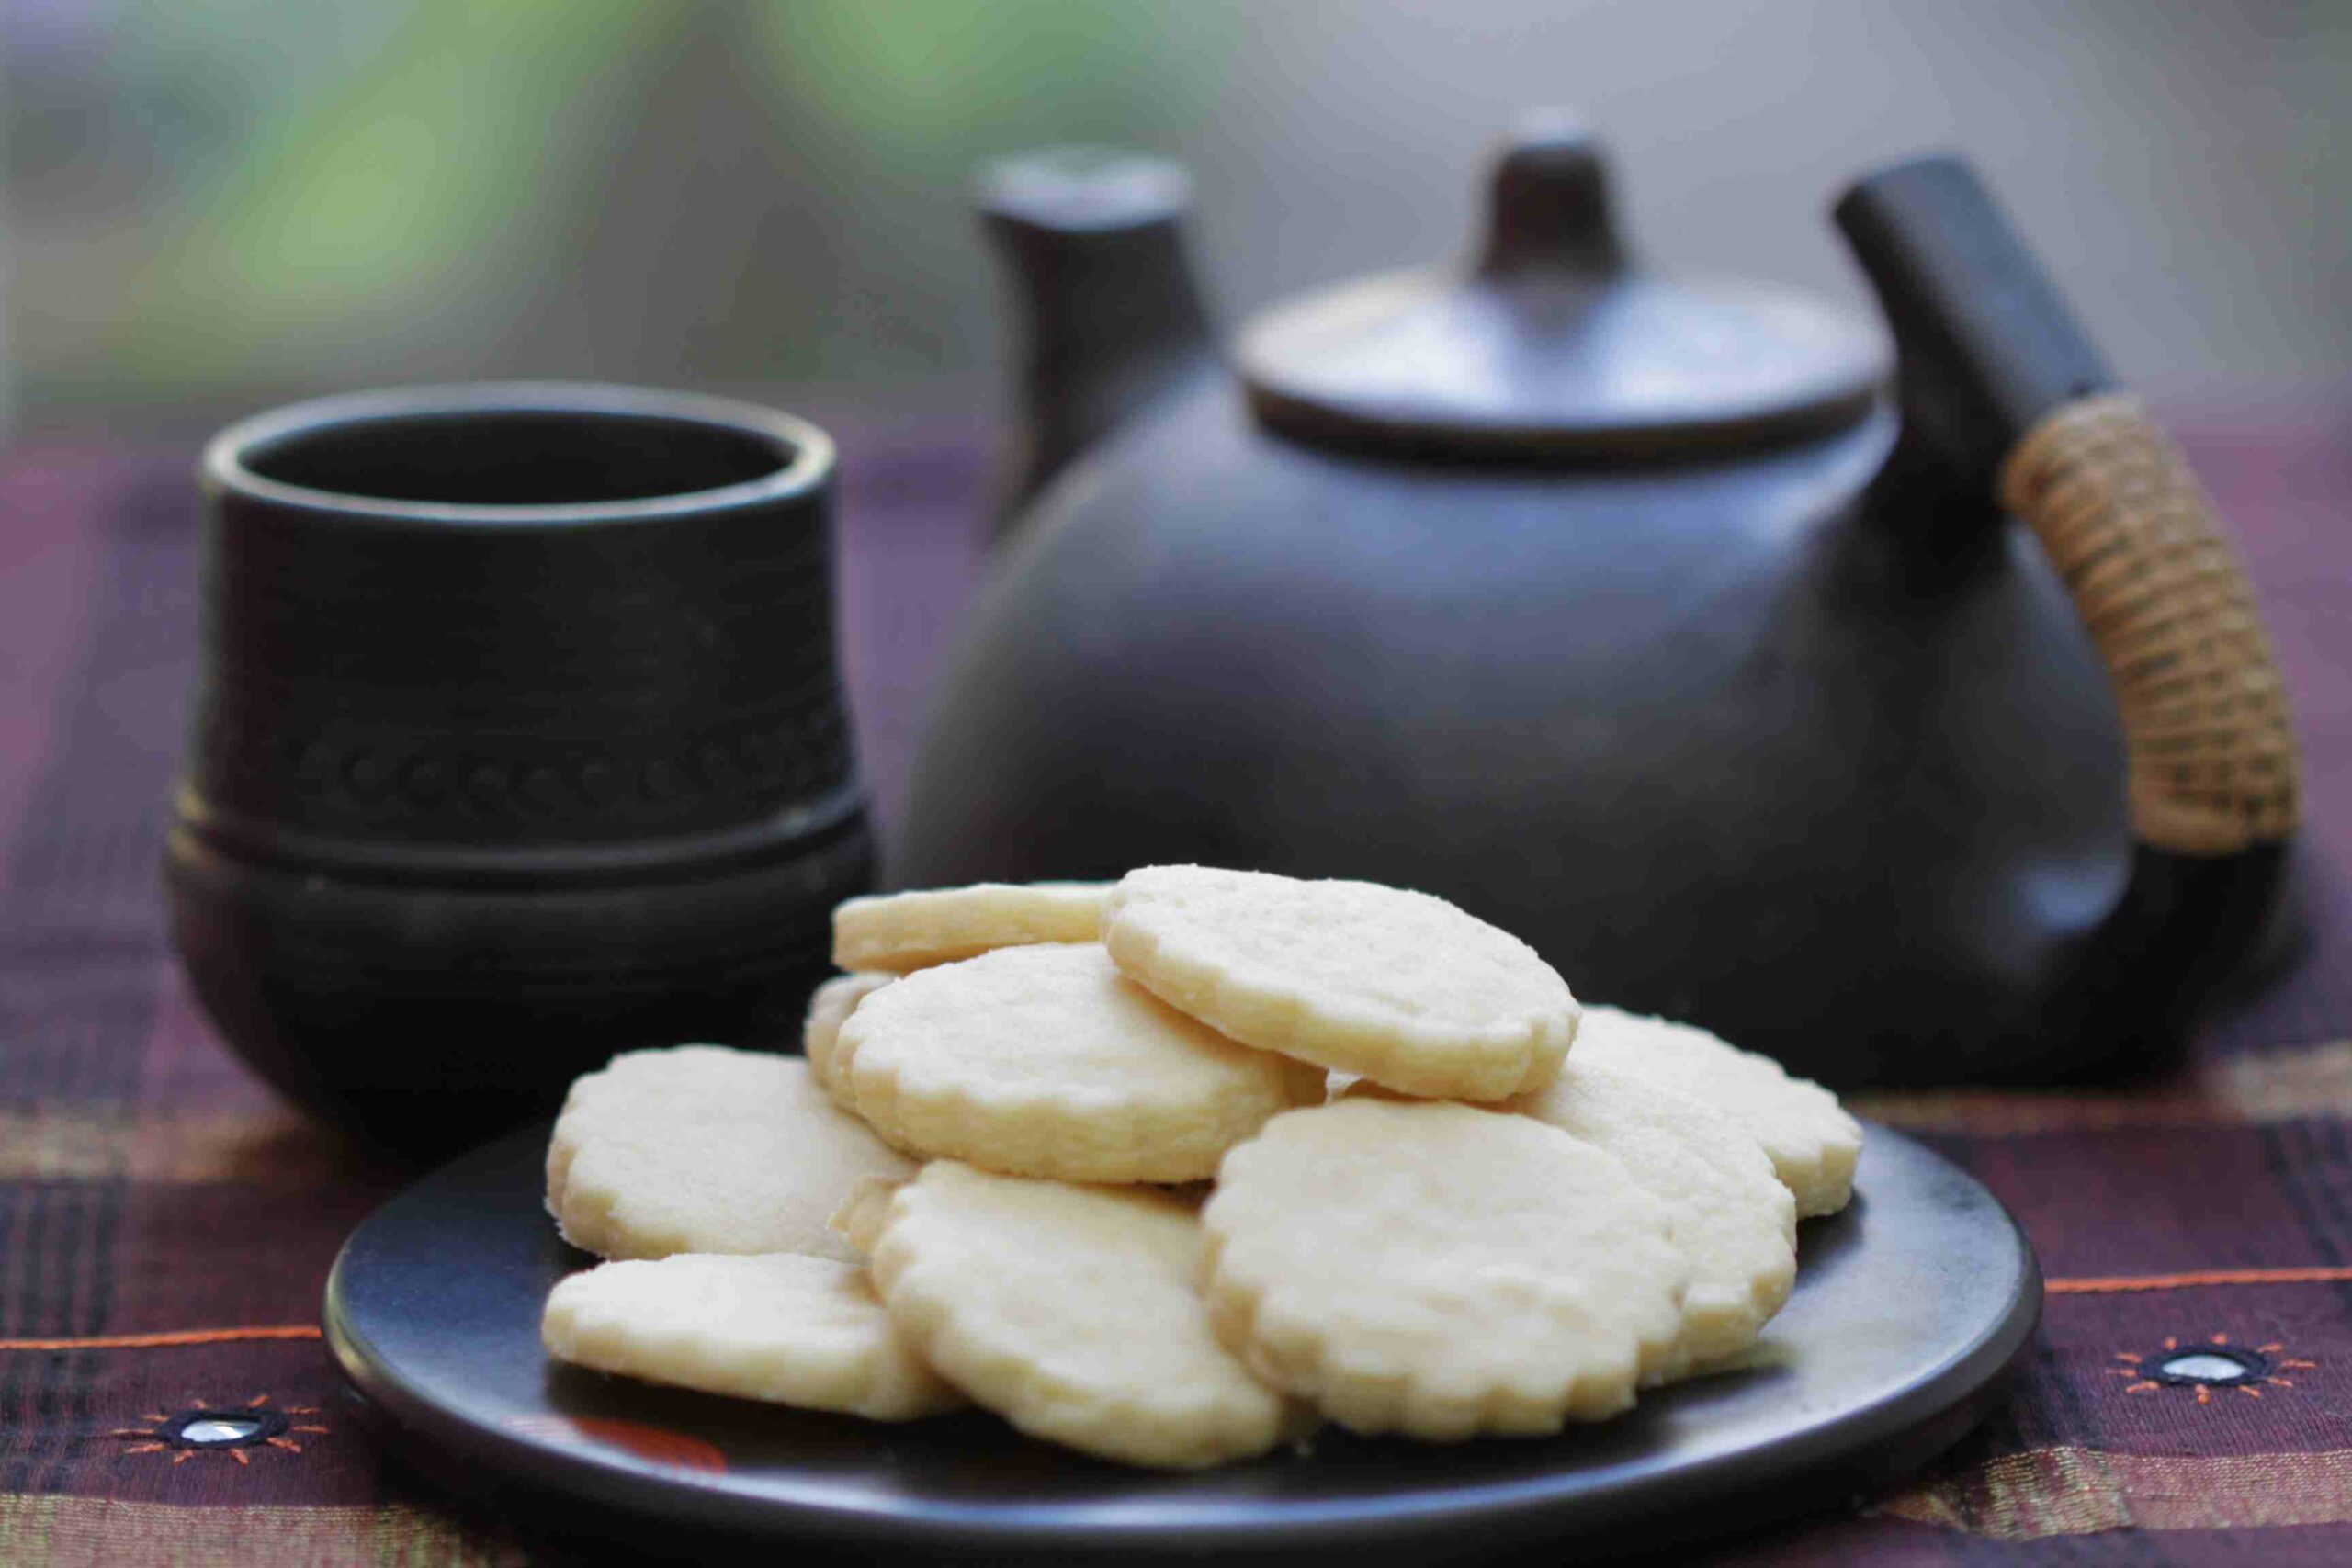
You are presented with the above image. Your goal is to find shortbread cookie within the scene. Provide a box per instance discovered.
[862,1161,1286,1469]
[542,1253,961,1420]
[1566,1007,1863,1218]
[1507,1063,1795,1382]
[548,1046,914,1264]
[834,943,1324,1183]
[1202,1100,1686,1438]
[803,972,893,1104]
[1102,866,1576,1100]
[828,1176,899,1257]
[832,882,1106,973]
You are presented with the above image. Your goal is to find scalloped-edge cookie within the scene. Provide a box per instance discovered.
[833,942,1324,1183]
[1566,1006,1863,1219]
[802,972,894,1106]
[548,1046,914,1264]
[1506,1061,1795,1382]
[1202,1100,1686,1438]
[862,1160,1288,1469]
[831,882,1107,973]
[542,1253,962,1420]
[1102,865,1576,1100]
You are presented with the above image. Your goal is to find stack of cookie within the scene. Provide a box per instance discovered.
[540,866,1862,1470]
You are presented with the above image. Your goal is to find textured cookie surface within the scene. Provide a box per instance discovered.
[1566,1007,1863,1219]
[803,972,894,1105]
[834,943,1323,1183]
[863,1161,1286,1469]
[1202,1100,1685,1438]
[1102,866,1576,1100]
[1507,1062,1796,1382]
[832,883,1106,973]
[542,1253,961,1421]
[548,1046,914,1264]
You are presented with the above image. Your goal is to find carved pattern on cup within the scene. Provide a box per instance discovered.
[203,706,849,829]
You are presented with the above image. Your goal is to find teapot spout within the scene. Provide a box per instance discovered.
[976,148,1217,541]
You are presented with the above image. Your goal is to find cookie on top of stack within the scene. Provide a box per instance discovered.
[539,867,1862,1469]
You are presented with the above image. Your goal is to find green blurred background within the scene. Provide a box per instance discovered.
[4,0,2346,435]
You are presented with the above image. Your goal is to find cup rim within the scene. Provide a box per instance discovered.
[201,381,835,525]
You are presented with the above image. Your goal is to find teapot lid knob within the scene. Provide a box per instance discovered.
[1236,113,1887,461]
[1477,114,1629,276]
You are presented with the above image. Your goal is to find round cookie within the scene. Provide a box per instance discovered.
[862,1160,1287,1470]
[1566,1007,1863,1218]
[1102,865,1576,1100]
[548,1046,915,1264]
[832,882,1106,973]
[803,972,894,1105]
[833,943,1324,1183]
[1202,1099,1687,1438]
[1506,1061,1796,1382]
[542,1253,961,1421]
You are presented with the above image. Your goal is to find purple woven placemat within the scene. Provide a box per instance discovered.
[0,409,2347,1564]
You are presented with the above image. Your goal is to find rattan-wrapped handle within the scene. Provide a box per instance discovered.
[1838,153,2300,1059]
[1838,156,2303,861]
[2001,394,2301,855]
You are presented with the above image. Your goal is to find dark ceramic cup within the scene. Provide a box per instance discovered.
[167,384,872,1157]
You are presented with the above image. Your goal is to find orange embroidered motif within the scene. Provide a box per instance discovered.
[109,1393,327,1466]
[2106,1334,2314,1404]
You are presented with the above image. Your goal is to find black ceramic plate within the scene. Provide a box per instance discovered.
[326,1122,2037,1559]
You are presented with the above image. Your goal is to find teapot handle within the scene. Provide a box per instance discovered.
[1838,158,2301,1056]
[1996,395,2299,856]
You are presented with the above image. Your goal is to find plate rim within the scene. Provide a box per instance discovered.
[324,1119,2041,1552]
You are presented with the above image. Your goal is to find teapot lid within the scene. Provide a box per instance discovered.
[1237,119,1889,460]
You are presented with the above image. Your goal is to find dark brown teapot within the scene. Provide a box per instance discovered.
[899,124,2302,1089]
